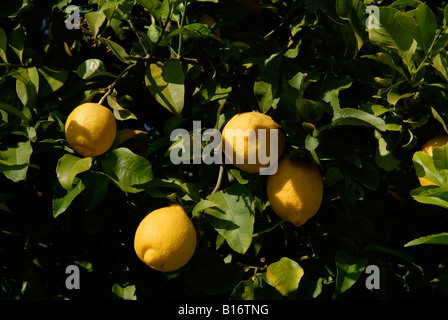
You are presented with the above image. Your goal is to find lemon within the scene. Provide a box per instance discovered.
[134,204,197,272]
[222,111,285,174]
[65,103,117,157]
[418,135,448,186]
[266,156,323,227]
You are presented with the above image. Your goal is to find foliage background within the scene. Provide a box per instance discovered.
[2,0,448,300]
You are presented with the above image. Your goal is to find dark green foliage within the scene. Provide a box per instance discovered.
[2,0,448,300]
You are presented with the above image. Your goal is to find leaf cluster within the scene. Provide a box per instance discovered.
[2,0,448,301]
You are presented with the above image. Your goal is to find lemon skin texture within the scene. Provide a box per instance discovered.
[65,103,117,157]
[267,156,323,227]
[134,204,197,272]
[222,111,285,174]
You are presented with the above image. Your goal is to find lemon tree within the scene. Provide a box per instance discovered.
[3,0,448,302]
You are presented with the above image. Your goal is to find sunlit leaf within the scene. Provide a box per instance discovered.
[204,184,255,254]
[77,59,115,80]
[101,147,153,193]
[145,59,185,117]
[53,179,85,218]
[405,233,448,247]
[333,250,368,299]
[0,140,32,182]
[56,154,92,191]
[266,257,304,296]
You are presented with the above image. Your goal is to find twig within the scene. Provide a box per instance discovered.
[98,62,138,105]
[128,55,199,64]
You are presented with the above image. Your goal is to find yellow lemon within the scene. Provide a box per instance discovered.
[222,111,285,174]
[418,135,448,186]
[65,103,117,157]
[134,204,197,272]
[266,156,323,227]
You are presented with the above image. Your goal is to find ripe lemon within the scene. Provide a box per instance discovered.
[266,156,323,227]
[65,103,117,157]
[222,111,285,174]
[134,204,197,272]
[418,135,448,186]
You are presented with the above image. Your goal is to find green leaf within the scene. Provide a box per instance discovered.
[56,154,92,191]
[204,184,255,254]
[136,0,165,23]
[168,23,219,41]
[0,0,33,18]
[145,59,185,117]
[107,93,137,121]
[333,250,368,299]
[410,186,448,209]
[318,76,352,113]
[0,27,8,63]
[192,199,218,217]
[135,178,200,201]
[13,67,39,108]
[432,51,448,82]
[374,131,401,172]
[101,147,154,193]
[305,134,319,151]
[362,52,408,80]
[0,101,29,124]
[412,151,447,187]
[53,179,85,218]
[253,50,283,113]
[100,38,131,64]
[112,284,137,300]
[430,34,448,59]
[85,11,106,37]
[296,98,324,123]
[231,279,261,300]
[433,145,448,172]
[368,7,417,70]
[8,25,25,63]
[0,159,28,173]
[336,0,366,55]
[266,257,304,296]
[0,140,32,182]
[394,3,437,55]
[38,66,68,99]
[332,108,387,131]
[386,81,414,106]
[229,169,249,185]
[197,79,232,103]
[77,59,115,80]
[81,171,109,211]
[405,233,448,247]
